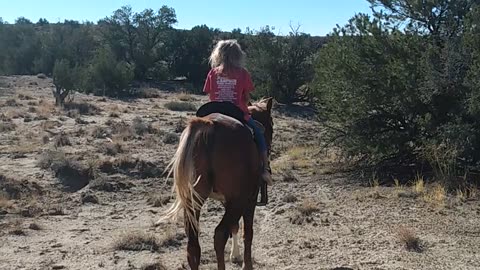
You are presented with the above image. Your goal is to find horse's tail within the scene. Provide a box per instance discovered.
[157,118,213,233]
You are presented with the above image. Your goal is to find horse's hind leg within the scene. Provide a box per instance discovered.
[230,222,242,264]
[242,204,256,270]
[185,207,202,270]
[215,205,243,270]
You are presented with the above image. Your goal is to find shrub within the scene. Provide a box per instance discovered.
[114,232,161,252]
[63,101,99,115]
[132,117,155,135]
[78,46,134,97]
[312,1,480,185]
[54,132,72,147]
[164,101,196,111]
[52,59,77,106]
[0,122,16,132]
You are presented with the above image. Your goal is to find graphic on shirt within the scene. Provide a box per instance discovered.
[215,76,237,102]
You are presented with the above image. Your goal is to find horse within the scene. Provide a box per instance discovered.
[156,97,274,270]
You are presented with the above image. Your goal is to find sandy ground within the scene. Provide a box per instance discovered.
[1,75,479,270]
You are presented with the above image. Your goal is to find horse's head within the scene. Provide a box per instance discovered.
[249,97,274,155]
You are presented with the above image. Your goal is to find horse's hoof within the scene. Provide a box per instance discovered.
[230,255,242,264]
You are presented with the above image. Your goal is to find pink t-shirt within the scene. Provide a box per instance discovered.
[203,67,254,121]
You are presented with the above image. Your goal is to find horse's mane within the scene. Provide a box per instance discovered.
[249,97,271,110]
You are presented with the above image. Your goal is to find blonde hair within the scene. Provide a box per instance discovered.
[209,39,246,74]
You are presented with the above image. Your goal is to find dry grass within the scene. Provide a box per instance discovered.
[412,176,425,195]
[164,101,196,111]
[298,199,320,216]
[287,146,314,168]
[370,175,380,189]
[28,222,42,230]
[141,262,167,270]
[396,226,422,252]
[0,122,16,132]
[11,142,39,155]
[46,204,66,216]
[18,93,34,100]
[92,126,111,139]
[66,109,81,119]
[282,194,298,203]
[114,156,139,170]
[5,98,19,107]
[111,122,135,141]
[64,101,100,115]
[54,132,72,148]
[162,132,179,144]
[20,201,44,217]
[101,141,125,156]
[174,117,186,133]
[108,104,121,118]
[423,183,447,207]
[8,220,26,236]
[147,194,171,207]
[41,120,62,131]
[6,108,27,119]
[132,117,156,135]
[144,135,159,149]
[280,169,298,182]
[36,100,54,119]
[138,88,161,98]
[114,232,161,252]
[0,193,13,210]
[109,112,120,118]
[272,145,315,174]
[177,92,196,102]
[37,149,66,169]
[456,185,478,202]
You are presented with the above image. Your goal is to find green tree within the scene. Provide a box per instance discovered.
[52,59,76,105]
[79,46,134,97]
[247,26,316,103]
[99,5,177,81]
[313,0,479,184]
[34,21,97,75]
[167,25,217,89]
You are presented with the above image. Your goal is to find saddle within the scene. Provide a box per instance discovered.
[196,101,265,135]
[196,101,269,206]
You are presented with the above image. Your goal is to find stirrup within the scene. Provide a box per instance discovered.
[257,182,268,206]
[262,170,273,186]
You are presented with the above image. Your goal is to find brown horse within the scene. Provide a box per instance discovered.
[156,98,274,270]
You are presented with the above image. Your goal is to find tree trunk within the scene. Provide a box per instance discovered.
[53,86,69,106]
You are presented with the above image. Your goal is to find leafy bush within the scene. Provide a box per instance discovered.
[312,0,480,185]
[164,101,196,111]
[79,46,134,97]
[52,59,77,105]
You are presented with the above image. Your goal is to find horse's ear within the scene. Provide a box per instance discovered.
[266,97,273,112]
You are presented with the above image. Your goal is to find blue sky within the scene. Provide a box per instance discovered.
[1,0,372,36]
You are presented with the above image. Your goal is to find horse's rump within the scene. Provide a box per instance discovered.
[160,113,260,232]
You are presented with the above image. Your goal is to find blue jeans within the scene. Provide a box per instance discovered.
[246,117,267,153]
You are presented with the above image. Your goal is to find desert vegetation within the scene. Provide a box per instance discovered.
[1,0,479,269]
